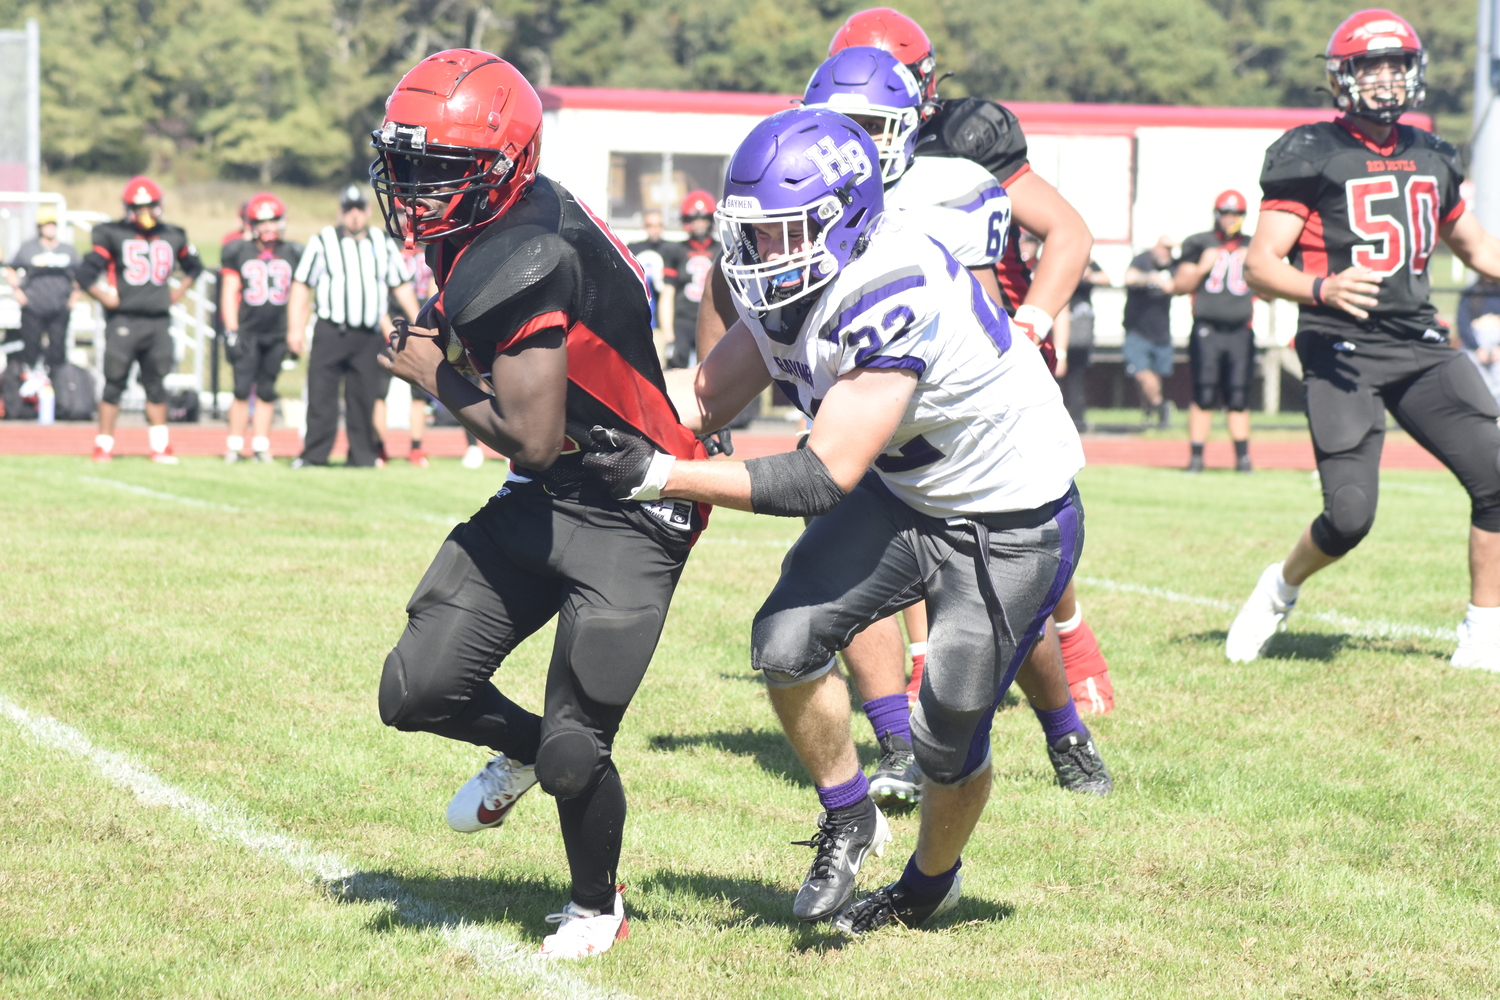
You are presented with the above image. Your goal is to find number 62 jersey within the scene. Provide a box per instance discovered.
[739,212,1083,518]
[1258,116,1465,341]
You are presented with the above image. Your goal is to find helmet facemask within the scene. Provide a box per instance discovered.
[828,106,920,184]
[718,196,848,316]
[1329,51,1426,126]
[370,122,517,247]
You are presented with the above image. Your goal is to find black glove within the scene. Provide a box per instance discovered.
[700,428,734,457]
[222,329,243,363]
[580,425,671,501]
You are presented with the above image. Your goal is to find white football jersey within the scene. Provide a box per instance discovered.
[739,212,1083,517]
[885,157,1011,268]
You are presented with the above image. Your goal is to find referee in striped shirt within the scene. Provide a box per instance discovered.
[288,184,418,467]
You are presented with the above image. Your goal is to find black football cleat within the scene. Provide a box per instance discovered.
[1047,731,1113,795]
[790,800,889,922]
[834,874,963,937]
[1185,453,1204,474]
[868,734,921,810]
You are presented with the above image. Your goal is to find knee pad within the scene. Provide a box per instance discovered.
[1225,388,1250,412]
[378,647,416,729]
[535,729,603,799]
[1309,483,1376,557]
[140,375,168,406]
[1473,467,1500,533]
[255,385,279,404]
[568,605,661,707]
[100,378,126,406]
[1193,384,1218,410]
[750,606,837,681]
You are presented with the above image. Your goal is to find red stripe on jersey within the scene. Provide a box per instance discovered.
[575,199,653,301]
[494,310,570,353]
[999,161,1031,189]
[1261,198,1310,220]
[565,321,706,463]
[92,245,113,261]
[1335,116,1398,156]
[1298,210,1328,276]
[994,226,1032,315]
[1442,198,1466,225]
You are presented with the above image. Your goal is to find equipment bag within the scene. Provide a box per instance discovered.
[51,363,97,421]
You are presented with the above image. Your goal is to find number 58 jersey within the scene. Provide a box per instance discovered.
[1259,117,1465,341]
[740,212,1083,518]
[77,220,204,318]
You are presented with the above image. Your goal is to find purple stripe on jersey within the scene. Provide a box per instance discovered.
[861,355,926,376]
[958,490,1081,782]
[928,237,962,279]
[970,275,1012,353]
[826,275,926,342]
[942,183,1006,214]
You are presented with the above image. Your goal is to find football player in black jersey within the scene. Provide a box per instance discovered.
[219,192,302,463]
[369,49,708,959]
[1228,10,1500,672]
[75,176,203,463]
[1174,190,1256,473]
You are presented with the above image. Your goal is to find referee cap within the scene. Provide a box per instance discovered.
[340,183,370,210]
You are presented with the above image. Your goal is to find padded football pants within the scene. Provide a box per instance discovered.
[379,480,691,909]
[752,475,1082,787]
[101,313,173,406]
[1189,321,1254,411]
[1298,333,1500,556]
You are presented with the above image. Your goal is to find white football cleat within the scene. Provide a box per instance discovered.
[461,444,485,469]
[1451,618,1500,672]
[540,890,628,959]
[445,754,537,833]
[1226,562,1295,663]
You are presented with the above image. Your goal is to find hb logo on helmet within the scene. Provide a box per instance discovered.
[806,137,873,187]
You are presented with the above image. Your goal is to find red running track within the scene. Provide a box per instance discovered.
[0,423,1446,471]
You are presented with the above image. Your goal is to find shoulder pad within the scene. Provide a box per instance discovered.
[926,98,1024,163]
[445,232,578,328]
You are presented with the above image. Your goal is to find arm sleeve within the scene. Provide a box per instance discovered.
[829,274,941,379]
[1258,131,1322,217]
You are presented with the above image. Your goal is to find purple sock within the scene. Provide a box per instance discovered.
[900,854,961,901]
[863,693,911,744]
[1034,700,1086,743]
[817,770,870,812]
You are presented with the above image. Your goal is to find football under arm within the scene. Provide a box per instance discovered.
[658,366,916,514]
[667,319,771,435]
[1442,208,1500,283]
[435,328,568,469]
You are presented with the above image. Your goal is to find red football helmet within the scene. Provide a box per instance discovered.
[1325,10,1426,125]
[370,49,543,247]
[829,9,937,101]
[680,190,717,221]
[246,192,287,241]
[1214,190,1247,213]
[122,176,163,207]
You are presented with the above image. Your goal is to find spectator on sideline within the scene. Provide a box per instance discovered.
[288,184,417,468]
[1062,258,1110,431]
[3,204,79,372]
[1122,234,1177,427]
[627,209,680,361]
[665,190,719,369]
[1174,191,1256,473]
[1457,282,1500,404]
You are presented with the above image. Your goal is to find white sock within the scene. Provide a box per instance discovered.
[251,436,270,454]
[227,435,245,453]
[148,424,169,453]
[1274,565,1300,605]
[1055,604,1084,634]
[95,434,114,453]
[1466,603,1500,629]
[908,641,929,657]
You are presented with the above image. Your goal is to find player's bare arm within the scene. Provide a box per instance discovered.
[1172,247,1220,294]
[1441,209,1500,283]
[169,273,195,305]
[219,267,241,333]
[1007,171,1092,319]
[1246,209,1380,319]
[665,319,770,435]
[86,279,120,311]
[695,259,738,360]
[286,280,310,354]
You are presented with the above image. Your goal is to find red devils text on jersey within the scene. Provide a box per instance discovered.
[426,175,707,495]
[76,220,204,317]
[1259,118,1465,340]
[1179,229,1253,326]
[916,97,1032,314]
[221,239,303,335]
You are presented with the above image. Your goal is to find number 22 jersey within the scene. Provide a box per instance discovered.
[1258,116,1465,340]
[220,239,303,335]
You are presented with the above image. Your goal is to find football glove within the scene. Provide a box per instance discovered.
[222,328,243,363]
[700,428,734,457]
[581,425,675,501]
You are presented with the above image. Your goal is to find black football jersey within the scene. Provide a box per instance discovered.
[916,97,1033,314]
[76,220,203,317]
[221,238,303,335]
[426,175,704,493]
[1179,229,1253,326]
[1259,118,1465,340]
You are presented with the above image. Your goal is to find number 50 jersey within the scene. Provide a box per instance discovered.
[220,239,304,335]
[1259,117,1465,341]
[738,212,1083,518]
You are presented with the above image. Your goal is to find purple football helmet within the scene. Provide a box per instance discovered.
[718,107,884,315]
[803,47,923,184]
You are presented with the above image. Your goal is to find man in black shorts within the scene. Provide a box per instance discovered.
[1228,10,1500,672]
[1174,190,1255,473]
[220,192,302,463]
[75,176,203,463]
[370,49,707,959]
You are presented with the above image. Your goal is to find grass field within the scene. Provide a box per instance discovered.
[2,456,1497,999]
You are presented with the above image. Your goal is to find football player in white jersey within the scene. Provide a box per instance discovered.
[582,108,1088,935]
[798,46,1109,808]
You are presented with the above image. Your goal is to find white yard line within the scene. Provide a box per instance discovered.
[77,475,245,513]
[0,695,622,1000]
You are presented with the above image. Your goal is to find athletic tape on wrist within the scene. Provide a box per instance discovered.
[632,451,676,502]
[1013,304,1053,342]
[745,446,847,517]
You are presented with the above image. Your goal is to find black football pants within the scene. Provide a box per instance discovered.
[299,320,382,466]
[379,480,691,910]
[1299,333,1500,556]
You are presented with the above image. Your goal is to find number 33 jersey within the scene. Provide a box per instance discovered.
[739,212,1083,518]
[1259,117,1465,340]
[76,220,204,318]
[220,239,304,335]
